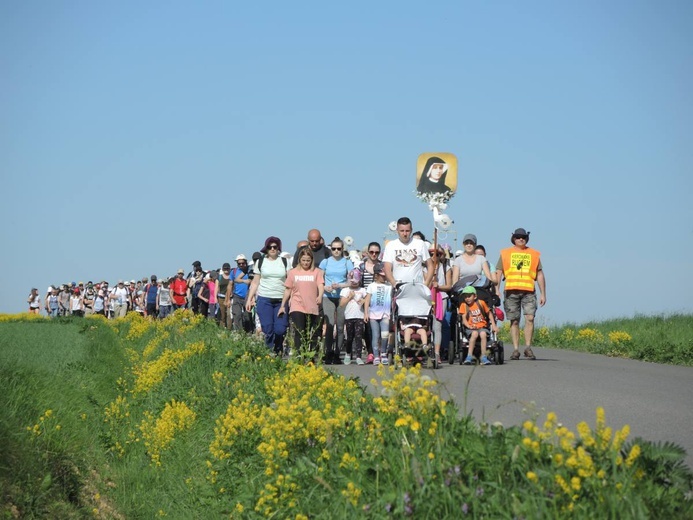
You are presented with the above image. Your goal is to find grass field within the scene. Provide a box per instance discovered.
[1,312,691,518]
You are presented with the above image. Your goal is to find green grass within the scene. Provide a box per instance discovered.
[501,313,693,366]
[1,313,692,519]
[0,317,127,518]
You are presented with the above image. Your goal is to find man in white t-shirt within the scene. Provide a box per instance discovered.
[383,217,434,286]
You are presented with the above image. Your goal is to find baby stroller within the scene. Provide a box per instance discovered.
[448,275,504,365]
[392,282,437,369]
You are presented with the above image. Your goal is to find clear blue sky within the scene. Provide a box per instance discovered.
[2,1,692,325]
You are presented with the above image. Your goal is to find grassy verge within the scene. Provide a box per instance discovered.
[499,313,693,366]
[1,312,692,518]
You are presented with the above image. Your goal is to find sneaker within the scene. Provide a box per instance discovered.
[463,355,474,365]
[380,355,389,365]
[343,355,351,365]
[373,356,380,366]
[366,353,374,364]
[481,355,492,365]
[510,350,521,360]
[356,357,365,365]
[524,347,536,360]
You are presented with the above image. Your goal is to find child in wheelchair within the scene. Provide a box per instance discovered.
[459,286,498,365]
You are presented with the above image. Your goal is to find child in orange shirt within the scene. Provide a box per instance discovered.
[459,286,497,365]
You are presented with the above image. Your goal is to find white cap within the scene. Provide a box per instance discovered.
[455,250,463,258]
[47,286,53,293]
[235,254,247,261]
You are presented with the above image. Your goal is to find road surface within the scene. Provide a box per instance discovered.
[329,346,693,468]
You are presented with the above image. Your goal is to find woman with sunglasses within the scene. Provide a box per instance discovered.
[429,246,453,365]
[451,234,496,286]
[318,237,354,364]
[246,236,290,355]
[356,242,381,361]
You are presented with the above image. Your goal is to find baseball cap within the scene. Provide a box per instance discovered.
[462,286,477,295]
[192,260,201,267]
[177,268,185,274]
[235,254,247,262]
[462,234,477,245]
[222,262,231,269]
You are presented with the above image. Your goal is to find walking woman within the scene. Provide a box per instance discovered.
[27,288,41,314]
[279,247,324,358]
[318,237,354,364]
[246,236,290,354]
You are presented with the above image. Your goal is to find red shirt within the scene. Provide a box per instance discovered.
[170,278,188,306]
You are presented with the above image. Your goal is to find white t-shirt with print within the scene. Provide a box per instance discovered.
[382,237,430,284]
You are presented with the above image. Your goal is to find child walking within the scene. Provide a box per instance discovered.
[339,269,367,365]
[364,263,392,365]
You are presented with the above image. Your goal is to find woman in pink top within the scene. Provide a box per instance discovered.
[198,271,220,320]
[280,247,325,357]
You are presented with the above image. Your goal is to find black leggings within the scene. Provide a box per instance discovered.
[290,312,322,352]
[345,318,365,358]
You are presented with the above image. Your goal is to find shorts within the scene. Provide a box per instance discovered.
[503,291,537,321]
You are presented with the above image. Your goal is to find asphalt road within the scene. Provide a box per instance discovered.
[328,346,693,469]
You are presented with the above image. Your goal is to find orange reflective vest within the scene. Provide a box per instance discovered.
[500,246,540,292]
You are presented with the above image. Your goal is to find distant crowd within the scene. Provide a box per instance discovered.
[26,220,546,364]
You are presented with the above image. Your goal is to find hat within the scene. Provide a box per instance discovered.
[125,281,131,286]
[235,254,247,262]
[511,228,530,244]
[130,279,136,284]
[151,275,157,281]
[348,269,362,285]
[117,279,124,284]
[222,262,231,269]
[462,234,477,245]
[177,268,185,274]
[462,286,477,295]
[261,236,282,254]
[192,260,201,267]
[373,262,385,275]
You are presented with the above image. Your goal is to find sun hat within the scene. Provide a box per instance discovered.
[348,269,362,285]
[261,236,282,254]
[177,268,185,274]
[235,254,247,262]
[511,228,530,243]
[461,286,477,295]
[462,234,477,245]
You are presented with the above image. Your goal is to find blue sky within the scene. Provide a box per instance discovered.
[2,0,692,325]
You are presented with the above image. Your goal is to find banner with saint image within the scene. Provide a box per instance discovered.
[416,152,458,204]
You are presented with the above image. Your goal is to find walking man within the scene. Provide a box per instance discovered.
[495,228,546,360]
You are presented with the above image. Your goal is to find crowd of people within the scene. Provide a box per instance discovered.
[27,218,546,364]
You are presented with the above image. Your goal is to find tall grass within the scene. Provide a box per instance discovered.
[1,312,692,518]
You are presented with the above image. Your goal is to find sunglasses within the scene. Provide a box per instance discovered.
[332,247,342,251]
[369,250,380,254]
[515,236,528,240]
[268,245,279,250]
